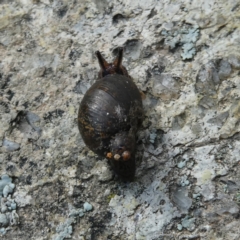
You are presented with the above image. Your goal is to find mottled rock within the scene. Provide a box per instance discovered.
[91,160,113,182]
[1,0,240,239]
[0,214,8,227]
[152,73,180,100]
[172,187,192,214]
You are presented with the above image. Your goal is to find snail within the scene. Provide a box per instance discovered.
[78,48,143,181]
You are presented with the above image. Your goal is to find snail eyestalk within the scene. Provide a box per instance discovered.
[96,48,130,78]
[113,47,123,70]
[95,51,109,71]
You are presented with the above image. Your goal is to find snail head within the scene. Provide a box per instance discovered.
[96,48,130,79]
[106,131,136,181]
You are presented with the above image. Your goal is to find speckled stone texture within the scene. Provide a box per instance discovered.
[1,0,240,239]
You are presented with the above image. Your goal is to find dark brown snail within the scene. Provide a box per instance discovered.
[78,48,143,181]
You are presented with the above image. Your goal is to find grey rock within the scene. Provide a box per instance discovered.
[181,216,195,231]
[218,60,232,80]
[0,0,240,239]
[91,160,113,182]
[172,187,192,214]
[83,202,93,212]
[228,55,240,69]
[152,73,180,100]
[0,214,8,227]
[2,139,20,152]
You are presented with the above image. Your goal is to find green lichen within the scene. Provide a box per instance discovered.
[162,25,200,60]
[107,194,116,203]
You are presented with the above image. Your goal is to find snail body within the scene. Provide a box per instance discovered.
[78,48,143,181]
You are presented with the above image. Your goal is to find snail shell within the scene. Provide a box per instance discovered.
[78,48,143,181]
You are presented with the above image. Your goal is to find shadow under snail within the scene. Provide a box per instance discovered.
[78,48,143,181]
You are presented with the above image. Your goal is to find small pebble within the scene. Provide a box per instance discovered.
[10,202,17,210]
[0,213,9,227]
[3,184,15,198]
[177,224,183,231]
[83,202,93,212]
[0,227,7,235]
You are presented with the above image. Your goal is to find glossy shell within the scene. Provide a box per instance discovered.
[78,49,143,180]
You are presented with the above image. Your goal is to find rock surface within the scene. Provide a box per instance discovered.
[1,0,240,239]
